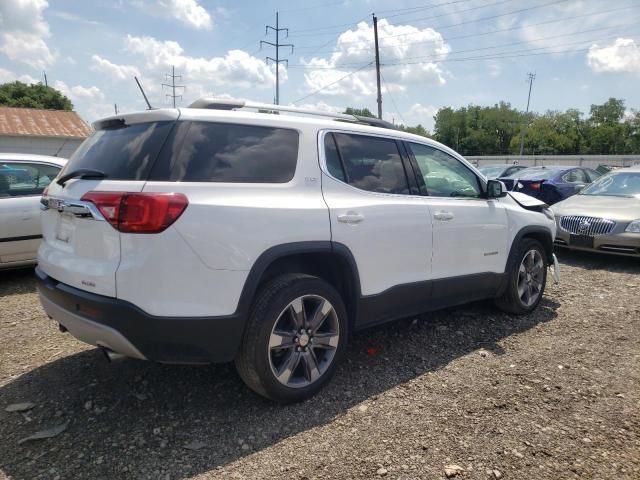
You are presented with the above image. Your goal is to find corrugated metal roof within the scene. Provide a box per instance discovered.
[0,107,92,139]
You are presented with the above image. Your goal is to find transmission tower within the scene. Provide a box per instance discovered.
[261,12,294,105]
[162,65,185,108]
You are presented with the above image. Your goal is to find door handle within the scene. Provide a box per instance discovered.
[337,212,364,224]
[434,211,454,221]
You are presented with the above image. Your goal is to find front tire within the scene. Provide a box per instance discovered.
[235,274,348,403]
[495,238,547,314]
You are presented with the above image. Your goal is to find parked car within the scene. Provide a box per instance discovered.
[499,166,601,205]
[0,153,67,269]
[37,99,558,403]
[552,166,640,257]
[478,164,527,179]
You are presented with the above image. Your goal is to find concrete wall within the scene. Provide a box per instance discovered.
[466,155,640,169]
[0,135,84,159]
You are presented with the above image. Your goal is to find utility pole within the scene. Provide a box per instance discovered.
[261,12,293,105]
[43,71,48,87]
[519,72,536,156]
[114,104,118,115]
[373,14,382,120]
[162,65,184,108]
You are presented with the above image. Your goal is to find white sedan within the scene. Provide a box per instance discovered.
[0,153,67,269]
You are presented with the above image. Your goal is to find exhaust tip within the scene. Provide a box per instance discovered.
[100,347,126,363]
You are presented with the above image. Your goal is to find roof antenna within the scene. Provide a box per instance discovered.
[134,76,153,110]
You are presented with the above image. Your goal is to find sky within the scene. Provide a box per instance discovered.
[0,0,639,130]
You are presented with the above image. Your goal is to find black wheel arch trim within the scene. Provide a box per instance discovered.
[234,240,362,320]
[497,225,554,296]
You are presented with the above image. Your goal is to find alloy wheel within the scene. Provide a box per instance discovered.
[268,295,340,388]
[517,249,544,307]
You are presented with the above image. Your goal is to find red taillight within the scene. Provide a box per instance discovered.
[530,182,541,190]
[80,191,188,233]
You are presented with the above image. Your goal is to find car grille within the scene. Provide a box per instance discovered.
[560,216,615,236]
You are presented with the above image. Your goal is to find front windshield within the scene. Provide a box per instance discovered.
[503,167,561,180]
[580,171,640,198]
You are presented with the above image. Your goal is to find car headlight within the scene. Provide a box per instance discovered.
[542,206,554,221]
[625,220,640,233]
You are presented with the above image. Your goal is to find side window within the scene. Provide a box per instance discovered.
[563,169,588,183]
[407,143,481,198]
[332,133,409,195]
[0,162,61,198]
[150,122,299,183]
[323,133,346,182]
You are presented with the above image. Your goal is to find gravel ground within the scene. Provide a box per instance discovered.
[0,250,638,480]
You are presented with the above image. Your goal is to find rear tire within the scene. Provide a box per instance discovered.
[235,274,348,403]
[495,238,547,315]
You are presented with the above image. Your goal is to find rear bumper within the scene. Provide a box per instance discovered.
[36,267,245,364]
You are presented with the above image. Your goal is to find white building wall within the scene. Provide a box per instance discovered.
[0,135,84,159]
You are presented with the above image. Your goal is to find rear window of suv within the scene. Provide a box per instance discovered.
[62,121,175,181]
[149,121,299,183]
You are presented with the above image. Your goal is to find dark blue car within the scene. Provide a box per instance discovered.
[499,166,601,205]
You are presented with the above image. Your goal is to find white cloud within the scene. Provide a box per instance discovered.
[125,35,279,94]
[0,68,39,85]
[50,11,100,25]
[0,0,56,69]
[91,55,141,81]
[54,80,105,102]
[137,0,212,30]
[300,19,449,101]
[587,38,640,74]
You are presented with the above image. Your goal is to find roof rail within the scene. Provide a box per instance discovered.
[187,97,397,130]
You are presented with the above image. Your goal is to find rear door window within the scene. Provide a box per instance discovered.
[331,133,410,195]
[62,121,175,181]
[150,122,299,183]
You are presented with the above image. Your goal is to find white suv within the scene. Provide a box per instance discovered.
[37,99,559,403]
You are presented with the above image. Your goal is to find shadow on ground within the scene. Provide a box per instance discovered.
[554,248,640,273]
[0,289,560,479]
[0,267,36,298]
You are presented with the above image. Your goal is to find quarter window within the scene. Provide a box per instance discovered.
[332,133,410,195]
[407,143,481,198]
[150,122,299,183]
[0,162,61,198]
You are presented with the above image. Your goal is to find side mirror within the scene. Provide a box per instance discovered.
[487,179,507,199]
[574,183,586,192]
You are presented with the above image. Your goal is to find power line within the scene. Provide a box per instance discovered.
[294,4,638,53]
[380,73,406,126]
[286,27,637,69]
[379,0,475,17]
[161,65,184,108]
[291,62,374,104]
[382,25,638,64]
[261,12,294,105]
[348,0,572,43]
[380,39,640,66]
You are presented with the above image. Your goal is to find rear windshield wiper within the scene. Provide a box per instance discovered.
[57,169,107,186]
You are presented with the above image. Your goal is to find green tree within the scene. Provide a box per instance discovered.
[344,107,375,118]
[398,123,430,137]
[585,98,627,154]
[0,81,73,110]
